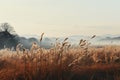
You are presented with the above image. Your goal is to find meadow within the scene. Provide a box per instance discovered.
[0,36,120,80]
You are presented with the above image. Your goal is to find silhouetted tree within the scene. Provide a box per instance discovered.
[0,23,18,49]
[0,23,16,35]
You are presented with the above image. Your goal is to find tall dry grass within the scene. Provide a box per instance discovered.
[0,36,120,80]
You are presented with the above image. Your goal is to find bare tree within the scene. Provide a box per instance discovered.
[0,23,16,35]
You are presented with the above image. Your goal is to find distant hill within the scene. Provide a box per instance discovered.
[0,29,19,49]
[0,23,52,49]
[100,36,120,41]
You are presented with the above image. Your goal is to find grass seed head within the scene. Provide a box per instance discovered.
[40,32,44,42]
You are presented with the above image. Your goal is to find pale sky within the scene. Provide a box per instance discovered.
[0,0,120,37]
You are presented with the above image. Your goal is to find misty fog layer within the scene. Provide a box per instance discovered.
[0,23,120,50]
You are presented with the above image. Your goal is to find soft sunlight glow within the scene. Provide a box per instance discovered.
[0,0,120,37]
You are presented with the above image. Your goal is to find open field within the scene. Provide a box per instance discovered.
[0,39,120,80]
[1,0,120,80]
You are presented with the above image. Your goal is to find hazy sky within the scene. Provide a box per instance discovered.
[0,0,120,37]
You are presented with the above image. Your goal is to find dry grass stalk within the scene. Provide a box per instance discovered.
[40,32,44,42]
[91,35,96,39]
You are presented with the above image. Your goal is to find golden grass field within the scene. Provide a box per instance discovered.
[0,37,120,80]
